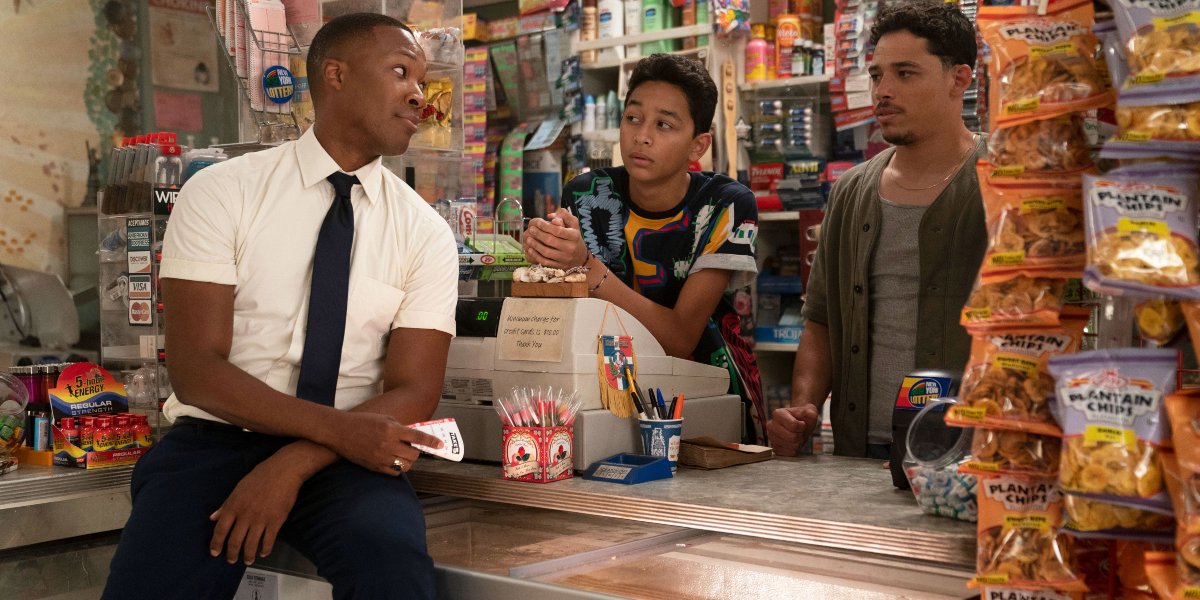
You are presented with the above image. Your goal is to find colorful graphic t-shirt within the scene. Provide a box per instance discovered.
[563,167,767,442]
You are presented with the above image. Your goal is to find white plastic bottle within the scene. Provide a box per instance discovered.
[584,95,596,133]
[597,0,624,63]
[624,0,642,59]
[595,95,608,130]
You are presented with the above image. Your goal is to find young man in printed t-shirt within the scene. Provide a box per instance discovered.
[523,53,766,443]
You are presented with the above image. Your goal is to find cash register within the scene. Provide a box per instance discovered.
[436,297,744,467]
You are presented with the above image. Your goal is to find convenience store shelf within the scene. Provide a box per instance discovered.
[755,342,799,352]
[739,74,831,93]
[574,24,711,52]
[760,211,800,222]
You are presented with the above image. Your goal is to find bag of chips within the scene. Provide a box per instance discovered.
[972,475,1086,591]
[1083,163,1200,298]
[1137,297,1186,346]
[1109,0,1200,107]
[978,0,1115,129]
[979,165,1087,279]
[1103,101,1200,160]
[962,274,1070,334]
[949,312,1088,434]
[1063,493,1174,539]
[1048,348,1177,514]
[1165,393,1200,535]
[964,429,1063,478]
[980,587,1085,600]
[988,115,1094,176]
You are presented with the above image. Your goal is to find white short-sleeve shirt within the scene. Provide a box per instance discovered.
[159,128,459,423]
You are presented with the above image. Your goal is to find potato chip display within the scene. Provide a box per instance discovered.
[1165,393,1200,535]
[1110,0,1200,106]
[1063,493,1174,534]
[962,274,1069,334]
[949,315,1087,434]
[973,475,1085,591]
[978,0,1115,129]
[1083,163,1200,298]
[979,165,1086,279]
[1136,297,1186,345]
[1048,348,1177,513]
[980,586,1084,600]
[988,115,1094,175]
[965,429,1063,477]
[1105,102,1200,160]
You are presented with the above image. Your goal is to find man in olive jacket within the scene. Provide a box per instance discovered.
[767,1,987,458]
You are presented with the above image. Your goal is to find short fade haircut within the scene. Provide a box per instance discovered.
[306,12,414,104]
[625,54,719,135]
[869,1,977,70]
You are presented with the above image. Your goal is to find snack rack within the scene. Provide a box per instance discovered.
[206,0,305,143]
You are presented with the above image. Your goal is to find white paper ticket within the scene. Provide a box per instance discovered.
[409,418,464,462]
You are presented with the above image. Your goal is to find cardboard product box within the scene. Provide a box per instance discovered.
[463,13,488,41]
[488,17,520,41]
[501,425,573,483]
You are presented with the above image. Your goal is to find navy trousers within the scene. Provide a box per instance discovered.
[101,420,436,600]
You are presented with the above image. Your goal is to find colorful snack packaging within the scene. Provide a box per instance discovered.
[949,313,1087,434]
[978,0,1115,129]
[1063,493,1174,539]
[962,274,1069,334]
[1165,393,1200,535]
[1109,0,1200,106]
[972,475,1086,591]
[964,429,1063,477]
[1182,302,1200,376]
[979,165,1086,279]
[1083,163,1200,298]
[980,587,1084,600]
[1104,102,1200,160]
[1136,297,1186,345]
[1048,348,1177,514]
[988,115,1094,176]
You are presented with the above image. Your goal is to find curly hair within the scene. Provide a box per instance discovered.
[626,53,719,135]
[869,1,977,70]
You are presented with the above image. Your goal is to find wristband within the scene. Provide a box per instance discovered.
[589,266,609,293]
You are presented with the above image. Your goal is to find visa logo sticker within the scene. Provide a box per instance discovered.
[127,275,153,300]
[894,377,952,410]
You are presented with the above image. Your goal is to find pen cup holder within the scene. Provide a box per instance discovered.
[501,425,573,483]
[638,418,683,473]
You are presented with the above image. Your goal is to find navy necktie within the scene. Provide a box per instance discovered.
[296,172,359,406]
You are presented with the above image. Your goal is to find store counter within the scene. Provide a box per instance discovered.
[411,455,974,569]
[0,457,977,599]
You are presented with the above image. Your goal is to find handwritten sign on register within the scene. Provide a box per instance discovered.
[496,298,569,363]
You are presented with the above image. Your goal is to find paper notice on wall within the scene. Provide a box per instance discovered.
[149,0,219,93]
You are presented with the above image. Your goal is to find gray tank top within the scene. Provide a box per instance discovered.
[867,196,929,444]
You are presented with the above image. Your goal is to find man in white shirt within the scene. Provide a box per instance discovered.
[102,14,458,600]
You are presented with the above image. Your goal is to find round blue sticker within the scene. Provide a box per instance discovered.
[262,65,294,104]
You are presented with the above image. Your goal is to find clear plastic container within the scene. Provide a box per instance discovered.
[902,398,978,522]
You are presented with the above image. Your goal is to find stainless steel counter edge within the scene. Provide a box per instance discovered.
[408,458,976,569]
[0,465,133,551]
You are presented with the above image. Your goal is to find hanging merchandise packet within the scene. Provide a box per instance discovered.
[977,0,1114,130]
[961,274,1069,334]
[1109,0,1200,107]
[963,429,1062,479]
[1048,348,1177,515]
[949,309,1087,434]
[972,474,1085,591]
[1082,163,1200,298]
[987,115,1094,177]
[978,165,1086,280]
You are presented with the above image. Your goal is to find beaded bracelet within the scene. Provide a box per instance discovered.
[589,266,609,293]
